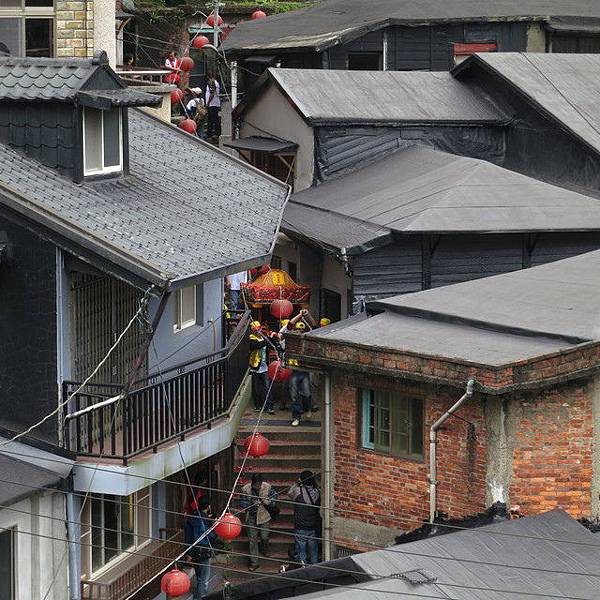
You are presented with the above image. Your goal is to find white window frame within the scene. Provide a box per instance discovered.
[174,285,197,332]
[81,487,153,579]
[82,107,123,176]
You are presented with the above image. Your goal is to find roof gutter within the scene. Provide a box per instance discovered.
[429,379,475,523]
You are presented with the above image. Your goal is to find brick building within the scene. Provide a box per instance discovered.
[287,250,600,550]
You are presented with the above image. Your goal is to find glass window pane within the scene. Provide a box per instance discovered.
[84,108,103,174]
[103,495,119,563]
[410,398,424,457]
[25,18,53,57]
[91,497,103,572]
[0,529,13,600]
[178,286,196,326]
[375,394,390,451]
[390,395,409,456]
[103,109,121,168]
[0,0,21,8]
[0,18,22,56]
[26,0,53,6]
[121,494,135,551]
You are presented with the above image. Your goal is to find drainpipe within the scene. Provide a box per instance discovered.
[428,379,475,523]
[322,373,333,561]
[66,490,82,600]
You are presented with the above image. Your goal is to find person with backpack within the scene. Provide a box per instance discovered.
[249,321,274,414]
[240,473,278,571]
[288,470,320,565]
[184,495,216,598]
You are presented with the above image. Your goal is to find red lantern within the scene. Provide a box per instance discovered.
[215,512,242,540]
[207,14,223,27]
[270,299,293,320]
[179,56,194,72]
[251,10,267,19]
[161,568,191,597]
[258,264,270,275]
[178,118,197,134]
[170,88,184,104]
[244,432,270,458]
[192,35,210,50]
[268,360,292,382]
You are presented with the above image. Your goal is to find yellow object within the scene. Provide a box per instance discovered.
[319,318,331,327]
[251,320,261,331]
[281,319,290,328]
[249,332,263,368]
[287,358,299,366]
[295,321,306,330]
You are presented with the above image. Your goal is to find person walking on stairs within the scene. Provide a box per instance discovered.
[288,470,321,565]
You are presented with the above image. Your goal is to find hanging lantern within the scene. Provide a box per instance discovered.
[192,35,210,50]
[170,88,184,104]
[207,14,223,27]
[244,432,270,458]
[179,118,197,134]
[270,298,293,320]
[268,360,292,382]
[258,264,270,275]
[161,568,191,597]
[179,56,195,72]
[251,10,267,19]
[215,512,242,540]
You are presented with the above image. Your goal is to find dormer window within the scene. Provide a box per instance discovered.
[83,107,123,176]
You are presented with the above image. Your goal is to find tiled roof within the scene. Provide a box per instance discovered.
[0,57,97,102]
[0,109,289,288]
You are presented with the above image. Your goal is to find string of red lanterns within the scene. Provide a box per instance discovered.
[161,568,191,597]
[251,10,267,19]
[214,512,243,540]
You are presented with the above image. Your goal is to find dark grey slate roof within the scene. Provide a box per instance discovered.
[309,249,600,365]
[0,54,156,106]
[223,135,298,153]
[458,52,600,156]
[0,109,288,289]
[288,146,600,248]
[0,454,64,506]
[223,0,600,53]
[283,202,392,253]
[266,69,506,125]
[294,511,600,600]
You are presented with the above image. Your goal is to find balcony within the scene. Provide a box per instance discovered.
[63,314,250,465]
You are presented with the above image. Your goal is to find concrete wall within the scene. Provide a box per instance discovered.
[0,492,68,600]
[321,254,352,318]
[526,23,547,52]
[93,0,116,65]
[241,82,315,191]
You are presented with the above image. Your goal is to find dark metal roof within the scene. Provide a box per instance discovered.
[224,136,298,154]
[77,89,162,109]
[457,52,600,157]
[0,454,64,506]
[282,202,392,253]
[223,0,600,53]
[291,145,600,238]
[266,69,507,125]
[299,511,600,600]
[310,249,600,366]
[0,109,289,289]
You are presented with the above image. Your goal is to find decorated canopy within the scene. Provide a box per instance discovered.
[242,269,310,303]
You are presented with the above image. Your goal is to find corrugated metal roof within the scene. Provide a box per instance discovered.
[283,511,600,600]
[282,202,392,253]
[292,146,600,235]
[0,109,288,288]
[462,52,600,156]
[268,69,506,125]
[223,0,600,53]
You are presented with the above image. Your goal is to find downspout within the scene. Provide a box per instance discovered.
[66,488,81,600]
[322,372,333,561]
[428,379,475,523]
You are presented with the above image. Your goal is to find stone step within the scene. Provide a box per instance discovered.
[236,427,322,441]
[235,455,321,471]
[235,438,321,454]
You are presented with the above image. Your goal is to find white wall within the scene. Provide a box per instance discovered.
[0,492,68,600]
[93,0,117,66]
[241,83,315,191]
[321,254,352,318]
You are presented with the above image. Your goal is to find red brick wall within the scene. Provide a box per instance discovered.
[510,381,594,517]
[332,374,488,533]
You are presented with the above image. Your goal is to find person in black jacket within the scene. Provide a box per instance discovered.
[287,470,320,565]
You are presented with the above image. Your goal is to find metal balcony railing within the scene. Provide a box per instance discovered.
[63,313,250,464]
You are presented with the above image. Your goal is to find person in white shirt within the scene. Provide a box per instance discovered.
[185,88,204,116]
[205,74,221,139]
[164,51,180,85]
[226,270,248,310]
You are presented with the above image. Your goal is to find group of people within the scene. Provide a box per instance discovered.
[165,51,222,140]
[241,471,321,572]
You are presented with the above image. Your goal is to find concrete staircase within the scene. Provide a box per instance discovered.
[222,409,322,583]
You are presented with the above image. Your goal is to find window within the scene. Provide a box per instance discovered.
[81,488,152,577]
[174,285,197,331]
[361,389,423,458]
[83,107,123,176]
[0,0,54,57]
[0,528,15,600]
[348,52,382,70]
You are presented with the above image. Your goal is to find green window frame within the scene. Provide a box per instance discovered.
[361,389,423,458]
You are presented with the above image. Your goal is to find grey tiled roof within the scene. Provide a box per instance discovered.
[0,57,97,102]
[78,88,162,108]
[0,109,288,287]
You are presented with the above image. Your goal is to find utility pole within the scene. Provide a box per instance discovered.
[209,0,224,48]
